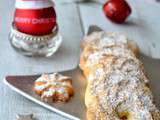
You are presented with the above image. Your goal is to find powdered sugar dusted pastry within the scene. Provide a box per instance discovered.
[34,73,74,103]
[80,32,160,120]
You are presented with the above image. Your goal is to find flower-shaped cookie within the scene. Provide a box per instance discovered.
[34,73,74,102]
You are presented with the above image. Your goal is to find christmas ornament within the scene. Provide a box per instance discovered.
[103,0,131,23]
[10,0,62,57]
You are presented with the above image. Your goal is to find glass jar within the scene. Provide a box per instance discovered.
[10,24,62,57]
[10,0,62,57]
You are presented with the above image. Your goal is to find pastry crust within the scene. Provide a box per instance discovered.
[80,32,160,120]
[34,73,74,103]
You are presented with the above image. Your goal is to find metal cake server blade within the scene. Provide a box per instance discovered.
[87,25,103,35]
[4,25,102,120]
[4,68,86,120]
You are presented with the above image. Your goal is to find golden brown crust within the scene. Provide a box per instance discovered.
[127,40,139,58]
[80,32,160,120]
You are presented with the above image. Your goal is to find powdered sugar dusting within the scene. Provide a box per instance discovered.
[34,73,73,102]
[83,32,160,119]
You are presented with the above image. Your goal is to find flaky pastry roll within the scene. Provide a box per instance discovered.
[80,32,160,120]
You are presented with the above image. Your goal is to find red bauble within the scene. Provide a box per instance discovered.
[14,7,57,36]
[103,0,131,23]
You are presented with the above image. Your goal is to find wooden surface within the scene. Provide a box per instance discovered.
[79,0,160,58]
[0,0,160,120]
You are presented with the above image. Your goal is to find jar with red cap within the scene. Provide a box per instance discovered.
[10,0,62,57]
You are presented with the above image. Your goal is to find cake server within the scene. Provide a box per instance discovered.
[4,25,102,120]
